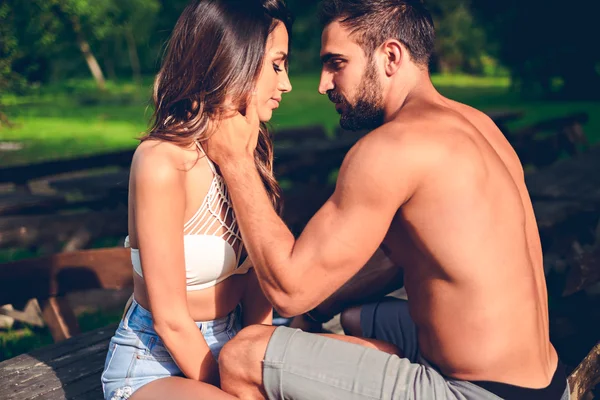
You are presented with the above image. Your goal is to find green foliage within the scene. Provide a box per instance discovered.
[428,0,490,74]
[284,0,494,75]
[471,0,600,99]
[0,4,17,92]
[0,327,53,361]
[2,0,597,99]
[1,0,500,86]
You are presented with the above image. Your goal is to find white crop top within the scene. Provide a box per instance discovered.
[126,141,252,291]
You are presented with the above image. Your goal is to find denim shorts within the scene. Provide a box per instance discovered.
[101,298,242,400]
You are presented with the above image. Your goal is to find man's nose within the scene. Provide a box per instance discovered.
[318,70,334,95]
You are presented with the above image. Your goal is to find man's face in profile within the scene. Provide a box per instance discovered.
[319,20,385,131]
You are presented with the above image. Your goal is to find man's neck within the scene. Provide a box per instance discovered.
[383,68,439,123]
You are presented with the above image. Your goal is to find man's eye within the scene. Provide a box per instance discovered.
[329,60,344,70]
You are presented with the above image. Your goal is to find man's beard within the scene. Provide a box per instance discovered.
[327,62,385,131]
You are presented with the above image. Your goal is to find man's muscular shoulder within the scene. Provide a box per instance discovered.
[357,116,460,170]
[336,120,454,208]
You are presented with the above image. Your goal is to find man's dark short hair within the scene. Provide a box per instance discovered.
[320,0,435,67]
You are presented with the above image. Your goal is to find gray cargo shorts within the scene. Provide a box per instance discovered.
[262,298,569,400]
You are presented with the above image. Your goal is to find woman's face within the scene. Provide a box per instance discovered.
[254,22,292,122]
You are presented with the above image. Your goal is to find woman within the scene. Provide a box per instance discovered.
[100,0,292,399]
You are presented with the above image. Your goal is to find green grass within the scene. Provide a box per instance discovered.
[2,74,599,167]
[0,309,122,362]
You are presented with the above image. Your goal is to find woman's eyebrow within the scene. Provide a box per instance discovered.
[273,51,288,60]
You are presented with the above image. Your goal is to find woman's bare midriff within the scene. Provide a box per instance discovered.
[132,272,249,322]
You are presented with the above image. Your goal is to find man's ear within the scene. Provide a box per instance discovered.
[381,39,403,76]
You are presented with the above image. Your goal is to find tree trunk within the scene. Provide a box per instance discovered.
[125,25,141,84]
[0,110,12,128]
[51,2,106,91]
[102,39,117,81]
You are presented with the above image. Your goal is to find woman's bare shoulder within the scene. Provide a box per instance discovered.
[131,140,191,187]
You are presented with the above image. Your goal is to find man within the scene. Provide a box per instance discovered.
[206,0,568,399]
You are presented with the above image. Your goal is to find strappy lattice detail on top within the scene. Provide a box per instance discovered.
[184,141,244,265]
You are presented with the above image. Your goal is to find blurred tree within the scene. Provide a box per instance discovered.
[0,0,515,91]
[90,0,160,83]
[0,0,107,89]
[471,0,600,99]
[1,0,61,85]
[284,0,493,75]
[428,0,490,75]
[0,3,17,126]
[2,0,163,88]
[48,0,107,90]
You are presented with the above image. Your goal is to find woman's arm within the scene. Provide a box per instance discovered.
[132,143,219,385]
[241,268,273,327]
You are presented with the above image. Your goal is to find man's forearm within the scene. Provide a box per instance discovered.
[219,157,303,312]
[311,248,404,320]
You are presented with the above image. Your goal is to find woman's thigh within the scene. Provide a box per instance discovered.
[130,377,237,400]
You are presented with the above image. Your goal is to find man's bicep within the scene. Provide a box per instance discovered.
[309,135,417,260]
[294,168,401,278]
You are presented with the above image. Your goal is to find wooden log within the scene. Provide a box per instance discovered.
[564,247,600,296]
[485,110,525,125]
[47,170,129,196]
[526,145,600,229]
[569,341,600,400]
[0,149,135,186]
[525,112,589,133]
[0,324,115,399]
[510,112,589,167]
[0,209,127,248]
[563,220,600,296]
[0,193,67,216]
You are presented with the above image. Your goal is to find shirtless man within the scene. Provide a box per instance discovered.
[206,0,568,399]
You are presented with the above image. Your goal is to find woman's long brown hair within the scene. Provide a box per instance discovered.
[141,0,292,213]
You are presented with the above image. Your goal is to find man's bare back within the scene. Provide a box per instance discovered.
[380,96,557,387]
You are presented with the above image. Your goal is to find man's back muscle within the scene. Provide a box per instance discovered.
[379,98,557,387]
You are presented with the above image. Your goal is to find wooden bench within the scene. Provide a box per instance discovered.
[0,149,135,192]
[509,112,589,168]
[0,326,597,399]
[0,193,68,216]
[0,209,128,252]
[525,145,600,270]
[0,247,132,342]
[0,324,115,400]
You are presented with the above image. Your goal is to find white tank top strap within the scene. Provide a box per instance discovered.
[194,140,217,175]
